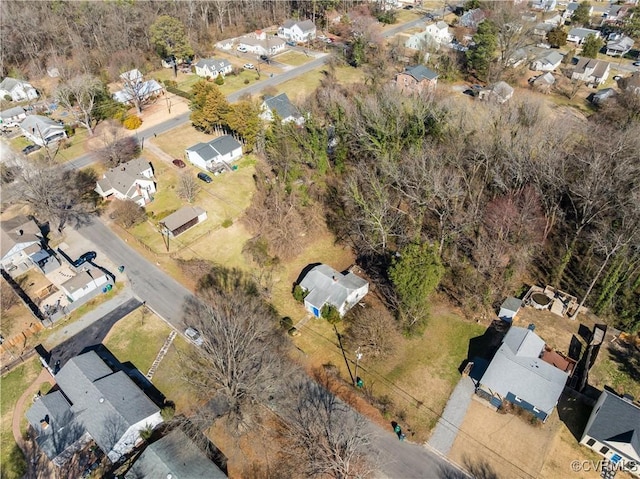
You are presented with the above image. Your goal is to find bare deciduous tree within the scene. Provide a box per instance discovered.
[111,200,147,228]
[55,74,103,134]
[177,173,199,203]
[344,305,400,359]
[97,122,140,168]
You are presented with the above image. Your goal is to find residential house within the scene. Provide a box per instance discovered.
[215,39,234,50]
[567,27,600,45]
[0,106,26,127]
[185,135,243,171]
[125,428,227,479]
[260,93,304,125]
[26,351,163,465]
[591,87,616,104]
[113,79,163,105]
[545,14,564,26]
[563,1,593,20]
[530,72,556,92]
[161,206,207,238]
[236,35,286,56]
[477,326,572,421]
[395,65,439,94]
[508,48,529,68]
[605,33,634,56]
[424,21,453,44]
[533,22,556,36]
[0,215,45,273]
[530,50,564,71]
[120,69,143,85]
[498,297,523,323]
[20,115,67,146]
[531,0,557,12]
[194,58,233,78]
[459,8,486,29]
[278,19,317,42]
[59,267,110,303]
[95,158,156,206]
[602,4,633,24]
[571,57,610,86]
[0,77,38,102]
[298,264,369,317]
[580,389,640,477]
[405,31,433,50]
[622,72,640,95]
[478,81,514,103]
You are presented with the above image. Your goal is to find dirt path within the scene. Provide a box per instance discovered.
[12,367,55,452]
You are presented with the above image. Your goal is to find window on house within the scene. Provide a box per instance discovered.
[600,446,609,454]
[586,438,596,447]
[514,396,522,402]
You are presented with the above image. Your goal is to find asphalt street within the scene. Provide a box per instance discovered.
[48,296,141,369]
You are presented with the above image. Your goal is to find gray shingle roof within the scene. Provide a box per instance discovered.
[480,327,569,415]
[0,77,30,92]
[20,115,64,138]
[404,65,439,81]
[300,264,368,312]
[0,106,26,119]
[195,58,231,70]
[186,135,242,162]
[162,206,206,232]
[0,215,41,259]
[98,158,152,198]
[583,390,640,461]
[282,19,316,32]
[60,268,106,295]
[125,429,227,479]
[263,93,302,120]
[500,297,523,315]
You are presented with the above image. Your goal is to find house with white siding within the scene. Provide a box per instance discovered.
[95,158,156,206]
[185,135,243,171]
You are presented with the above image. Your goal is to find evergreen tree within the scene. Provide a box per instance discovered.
[582,34,603,58]
[466,21,498,81]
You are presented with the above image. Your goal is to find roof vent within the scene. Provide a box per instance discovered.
[99,397,105,403]
[16,229,23,236]
[527,323,536,331]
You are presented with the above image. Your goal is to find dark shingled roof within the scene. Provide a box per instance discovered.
[186,135,242,162]
[263,93,302,120]
[404,65,439,81]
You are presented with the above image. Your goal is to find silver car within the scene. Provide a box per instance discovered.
[184,327,204,346]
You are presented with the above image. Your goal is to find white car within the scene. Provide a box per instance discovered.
[243,63,255,69]
[237,45,248,53]
[185,327,204,346]
[317,34,327,40]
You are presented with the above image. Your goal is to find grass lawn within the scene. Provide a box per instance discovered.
[55,129,90,162]
[275,51,314,67]
[275,65,365,103]
[0,358,41,479]
[102,307,172,375]
[152,123,212,159]
[395,9,423,24]
[9,136,31,151]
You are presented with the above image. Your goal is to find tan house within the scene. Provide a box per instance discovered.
[395,65,439,94]
[571,58,610,86]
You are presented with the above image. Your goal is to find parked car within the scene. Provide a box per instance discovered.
[172,159,186,168]
[259,54,270,63]
[633,61,640,67]
[324,38,333,44]
[286,41,297,47]
[237,45,248,52]
[243,63,255,69]
[185,327,204,346]
[197,172,212,183]
[22,144,41,155]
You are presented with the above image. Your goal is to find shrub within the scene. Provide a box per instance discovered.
[163,79,178,88]
[221,218,233,228]
[64,125,75,137]
[161,403,175,421]
[280,316,294,329]
[214,73,225,85]
[293,284,308,302]
[123,115,142,130]
[321,304,341,324]
[244,79,250,85]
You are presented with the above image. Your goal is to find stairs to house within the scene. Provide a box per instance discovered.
[146,330,177,380]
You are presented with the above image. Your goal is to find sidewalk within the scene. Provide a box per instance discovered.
[42,287,134,349]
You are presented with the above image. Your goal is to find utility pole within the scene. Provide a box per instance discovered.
[353,347,363,386]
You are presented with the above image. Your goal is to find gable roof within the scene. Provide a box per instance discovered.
[403,65,439,81]
[541,50,564,65]
[186,135,242,162]
[0,106,26,119]
[52,351,160,455]
[113,79,163,103]
[20,115,64,137]
[282,19,316,32]
[97,158,152,198]
[500,297,523,315]
[60,268,107,295]
[574,57,610,77]
[0,215,42,260]
[195,58,232,70]
[262,93,302,120]
[0,77,32,92]
[480,327,569,415]
[162,206,206,232]
[583,390,640,461]
[125,429,227,479]
[300,264,368,311]
[120,69,143,83]
[607,35,634,51]
[533,72,556,85]
[568,27,599,39]
[492,81,514,99]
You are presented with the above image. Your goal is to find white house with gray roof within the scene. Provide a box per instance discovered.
[477,326,570,421]
[278,19,317,42]
[299,264,368,317]
[125,428,227,478]
[605,34,634,57]
[194,58,233,78]
[530,50,564,71]
[0,106,26,127]
[26,351,163,465]
[260,93,304,125]
[185,135,243,171]
[0,215,44,273]
[20,115,67,146]
[580,389,640,476]
[567,27,600,45]
[59,267,110,302]
[236,33,286,56]
[0,77,38,102]
[95,158,155,206]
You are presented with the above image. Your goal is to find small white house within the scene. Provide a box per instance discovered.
[563,2,593,19]
[95,158,156,206]
[530,50,564,71]
[260,93,304,125]
[498,297,523,323]
[236,35,286,56]
[298,264,369,317]
[20,115,67,146]
[60,268,110,302]
[572,57,610,86]
[0,106,27,127]
[185,135,243,171]
[278,19,317,42]
[112,80,163,105]
[120,69,143,84]
[567,27,600,45]
[194,58,233,78]
[0,77,38,102]
[215,39,234,50]
[424,21,453,45]
[605,34,634,57]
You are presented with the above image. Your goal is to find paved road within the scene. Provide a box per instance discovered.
[428,376,476,456]
[48,296,142,369]
[76,218,192,330]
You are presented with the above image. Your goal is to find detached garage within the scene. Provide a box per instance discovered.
[161,206,207,238]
